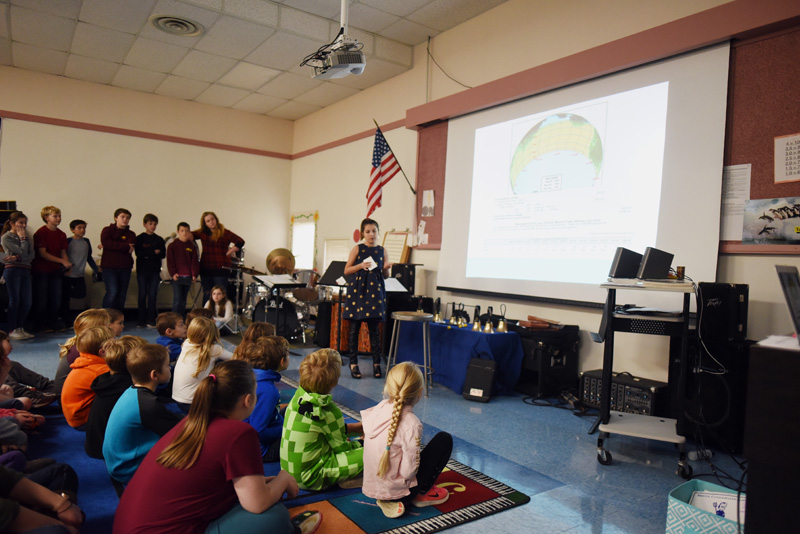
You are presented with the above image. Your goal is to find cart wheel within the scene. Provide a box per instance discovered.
[678,463,693,479]
[597,449,612,466]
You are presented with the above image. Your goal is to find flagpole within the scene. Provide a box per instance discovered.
[373,119,416,195]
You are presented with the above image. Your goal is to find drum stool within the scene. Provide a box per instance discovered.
[386,311,434,396]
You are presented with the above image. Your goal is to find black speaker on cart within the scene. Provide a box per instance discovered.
[670,335,751,454]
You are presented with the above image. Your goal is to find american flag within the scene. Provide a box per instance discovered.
[366,128,400,217]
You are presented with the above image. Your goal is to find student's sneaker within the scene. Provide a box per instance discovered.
[291,510,322,534]
[19,329,35,339]
[337,475,363,489]
[8,328,29,340]
[376,499,405,518]
[411,485,450,507]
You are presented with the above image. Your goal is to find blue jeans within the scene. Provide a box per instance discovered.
[102,268,132,311]
[171,277,192,314]
[137,271,161,324]
[3,267,32,331]
[32,270,62,330]
[204,502,293,534]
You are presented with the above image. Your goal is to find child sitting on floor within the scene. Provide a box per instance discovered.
[361,362,453,518]
[84,335,146,459]
[104,344,182,486]
[185,307,213,327]
[231,322,276,360]
[172,317,232,411]
[280,348,363,490]
[61,326,115,428]
[154,312,187,363]
[55,308,111,396]
[235,336,288,462]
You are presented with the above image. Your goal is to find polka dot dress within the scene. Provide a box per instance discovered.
[342,243,386,321]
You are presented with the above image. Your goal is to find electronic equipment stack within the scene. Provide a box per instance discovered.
[580,370,668,416]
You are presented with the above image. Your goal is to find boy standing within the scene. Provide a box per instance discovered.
[103,344,182,485]
[32,206,72,332]
[166,222,199,314]
[134,214,166,327]
[61,220,100,323]
[154,312,187,363]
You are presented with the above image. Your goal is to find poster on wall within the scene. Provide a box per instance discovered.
[775,133,800,183]
[743,197,800,244]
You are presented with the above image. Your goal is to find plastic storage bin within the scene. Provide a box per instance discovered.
[666,479,744,534]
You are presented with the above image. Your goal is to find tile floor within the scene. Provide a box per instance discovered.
[8,322,746,534]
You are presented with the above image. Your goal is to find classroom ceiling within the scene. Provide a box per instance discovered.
[0,0,507,121]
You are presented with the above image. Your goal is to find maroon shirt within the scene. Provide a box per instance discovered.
[31,226,69,273]
[191,229,244,272]
[100,223,136,270]
[113,417,264,534]
[167,239,199,278]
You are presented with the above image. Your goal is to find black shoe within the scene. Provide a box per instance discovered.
[350,365,362,379]
[373,364,383,378]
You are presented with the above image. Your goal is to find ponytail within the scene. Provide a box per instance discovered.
[157,359,255,470]
[376,362,424,479]
[377,399,405,479]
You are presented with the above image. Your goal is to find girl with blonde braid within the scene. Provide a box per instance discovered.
[361,362,453,518]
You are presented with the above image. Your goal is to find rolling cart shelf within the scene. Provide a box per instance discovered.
[595,283,693,479]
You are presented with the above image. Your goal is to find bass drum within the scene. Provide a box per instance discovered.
[252,298,301,339]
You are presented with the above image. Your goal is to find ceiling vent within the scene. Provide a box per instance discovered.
[149,15,204,37]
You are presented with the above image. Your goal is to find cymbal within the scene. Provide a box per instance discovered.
[294,287,319,303]
[266,248,295,275]
[241,266,266,275]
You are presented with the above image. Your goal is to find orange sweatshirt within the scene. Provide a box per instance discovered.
[61,352,109,428]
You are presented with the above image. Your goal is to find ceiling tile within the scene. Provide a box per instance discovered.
[10,6,76,51]
[124,37,189,73]
[374,36,412,66]
[379,18,438,46]
[294,82,360,107]
[282,0,341,20]
[329,56,407,90]
[232,93,288,114]
[266,100,321,120]
[223,0,279,27]
[194,84,249,107]
[408,0,507,32]
[71,22,136,63]
[11,0,82,20]
[348,3,399,33]
[112,64,168,92]
[247,31,324,71]
[359,0,430,18]
[155,75,211,100]
[279,6,330,41]
[64,54,119,84]
[181,0,222,10]
[11,41,67,75]
[217,61,281,90]
[257,72,321,99]
[79,0,157,34]
[0,5,7,40]
[195,15,273,59]
[173,49,237,82]
[344,26,374,55]
[0,41,12,65]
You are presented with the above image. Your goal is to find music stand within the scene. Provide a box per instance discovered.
[318,261,348,352]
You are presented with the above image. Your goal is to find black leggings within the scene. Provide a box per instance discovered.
[347,318,382,366]
[404,431,453,502]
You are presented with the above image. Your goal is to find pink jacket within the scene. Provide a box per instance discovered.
[361,399,423,500]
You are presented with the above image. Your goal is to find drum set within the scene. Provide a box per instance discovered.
[230,248,320,341]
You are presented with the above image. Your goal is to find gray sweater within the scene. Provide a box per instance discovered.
[0,231,34,268]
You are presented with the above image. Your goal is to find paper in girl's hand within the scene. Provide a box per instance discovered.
[363,256,377,270]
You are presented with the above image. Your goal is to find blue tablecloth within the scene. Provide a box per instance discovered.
[394,322,524,395]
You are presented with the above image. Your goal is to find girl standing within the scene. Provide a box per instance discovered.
[1,212,35,340]
[361,362,453,518]
[113,359,321,534]
[205,285,234,330]
[192,211,244,302]
[100,208,136,312]
[342,218,392,379]
[172,316,232,411]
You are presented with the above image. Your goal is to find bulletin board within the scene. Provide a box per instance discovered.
[722,25,800,253]
[414,121,447,249]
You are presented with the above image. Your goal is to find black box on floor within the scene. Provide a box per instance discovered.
[510,324,580,397]
[580,369,668,416]
[462,358,496,402]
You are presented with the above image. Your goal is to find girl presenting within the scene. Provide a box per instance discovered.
[342,218,392,379]
[361,362,453,518]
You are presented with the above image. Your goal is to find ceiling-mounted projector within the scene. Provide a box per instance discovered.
[300,0,365,79]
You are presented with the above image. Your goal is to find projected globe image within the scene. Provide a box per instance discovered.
[509,113,603,194]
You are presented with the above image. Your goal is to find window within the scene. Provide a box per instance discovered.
[290,212,318,271]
